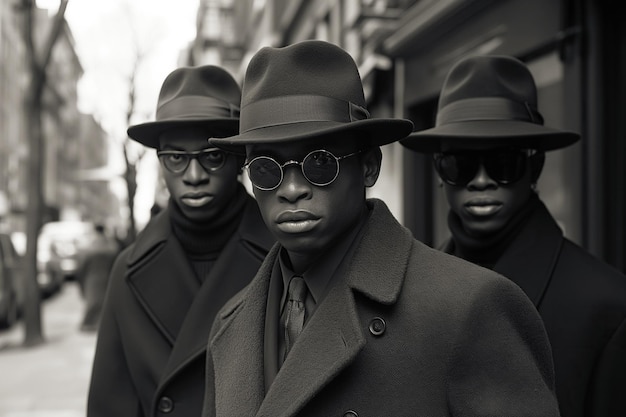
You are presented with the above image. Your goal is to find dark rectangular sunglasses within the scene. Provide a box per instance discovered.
[434,149,534,186]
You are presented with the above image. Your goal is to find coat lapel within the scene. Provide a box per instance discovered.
[161,200,273,384]
[258,276,365,417]
[126,211,199,344]
[210,246,279,417]
[158,199,274,385]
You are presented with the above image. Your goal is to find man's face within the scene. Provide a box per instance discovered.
[158,126,241,223]
[246,140,377,269]
[439,148,535,237]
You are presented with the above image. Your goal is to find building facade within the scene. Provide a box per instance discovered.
[190,0,626,273]
[0,2,118,239]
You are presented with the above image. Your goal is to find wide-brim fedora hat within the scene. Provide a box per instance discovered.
[400,55,580,153]
[210,40,413,153]
[127,65,241,149]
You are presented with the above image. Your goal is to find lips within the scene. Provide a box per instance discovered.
[180,192,214,208]
[464,198,502,217]
[275,210,321,233]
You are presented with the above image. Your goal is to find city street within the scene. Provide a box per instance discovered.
[0,282,96,417]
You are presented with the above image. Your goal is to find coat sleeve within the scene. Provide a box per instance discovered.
[87,251,144,417]
[446,275,561,417]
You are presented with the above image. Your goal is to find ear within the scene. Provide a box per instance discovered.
[362,147,382,188]
[529,151,545,183]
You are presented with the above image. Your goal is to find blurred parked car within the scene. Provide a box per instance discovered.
[37,220,99,296]
[0,232,24,329]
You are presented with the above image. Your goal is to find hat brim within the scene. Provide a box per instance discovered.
[128,118,240,149]
[400,120,580,153]
[210,119,414,154]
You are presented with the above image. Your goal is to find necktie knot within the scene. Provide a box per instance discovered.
[288,276,307,303]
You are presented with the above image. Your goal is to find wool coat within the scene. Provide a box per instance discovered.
[87,195,275,417]
[442,200,626,417]
[202,199,560,417]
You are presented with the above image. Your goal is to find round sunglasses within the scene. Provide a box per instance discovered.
[157,148,226,174]
[434,149,534,186]
[244,149,361,191]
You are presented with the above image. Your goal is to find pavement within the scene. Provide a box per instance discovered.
[0,282,97,417]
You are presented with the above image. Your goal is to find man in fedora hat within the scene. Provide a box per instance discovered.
[87,65,275,417]
[401,54,626,417]
[201,40,560,417]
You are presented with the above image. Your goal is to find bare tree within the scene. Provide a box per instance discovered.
[19,0,69,346]
[118,26,148,248]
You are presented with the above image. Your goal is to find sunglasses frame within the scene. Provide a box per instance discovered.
[157,147,226,174]
[433,149,536,186]
[244,149,362,191]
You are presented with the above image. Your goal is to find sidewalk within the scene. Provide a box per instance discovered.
[0,282,96,417]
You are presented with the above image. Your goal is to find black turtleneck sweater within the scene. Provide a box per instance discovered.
[169,184,249,283]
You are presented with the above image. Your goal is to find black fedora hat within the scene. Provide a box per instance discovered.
[400,55,580,153]
[127,65,241,149]
[210,40,413,153]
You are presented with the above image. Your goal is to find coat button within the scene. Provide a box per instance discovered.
[343,411,358,417]
[368,317,386,336]
[157,396,174,413]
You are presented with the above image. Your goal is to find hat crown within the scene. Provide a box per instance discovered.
[241,40,366,110]
[155,65,241,121]
[440,55,538,109]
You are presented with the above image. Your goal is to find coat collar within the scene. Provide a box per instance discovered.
[158,198,274,380]
[124,196,274,386]
[492,200,563,306]
[208,199,414,417]
[441,200,563,307]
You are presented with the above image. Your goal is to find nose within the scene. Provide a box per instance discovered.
[275,164,312,202]
[182,158,209,185]
[467,163,497,190]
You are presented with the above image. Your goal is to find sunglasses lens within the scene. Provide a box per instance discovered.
[302,150,340,186]
[247,157,282,190]
[198,150,226,171]
[437,154,478,186]
[484,151,526,184]
[161,154,189,173]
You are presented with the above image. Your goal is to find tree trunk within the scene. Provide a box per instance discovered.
[22,81,45,346]
[20,0,69,347]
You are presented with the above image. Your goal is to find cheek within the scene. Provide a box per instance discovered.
[252,190,275,226]
[443,186,466,214]
[162,171,181,196]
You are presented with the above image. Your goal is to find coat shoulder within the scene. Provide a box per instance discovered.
[407,239,531,309]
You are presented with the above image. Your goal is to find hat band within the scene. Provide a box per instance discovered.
[436,97,544,126]
[240,95,370,133]
[156,96,240,121]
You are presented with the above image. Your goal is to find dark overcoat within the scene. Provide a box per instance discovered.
[87,195,275,417]
[203,199,560,417]
[442,201,626,417]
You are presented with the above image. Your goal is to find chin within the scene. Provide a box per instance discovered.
[463,220,504,237]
